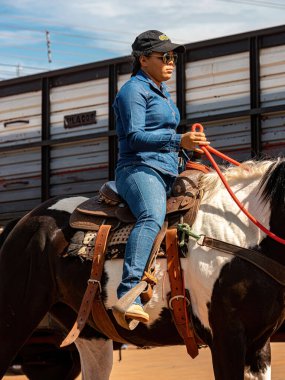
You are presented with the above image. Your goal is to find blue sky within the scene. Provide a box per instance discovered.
[0,0,285,80]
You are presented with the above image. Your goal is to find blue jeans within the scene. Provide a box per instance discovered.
[115,165,175,306]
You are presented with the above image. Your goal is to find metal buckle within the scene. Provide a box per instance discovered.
[168,295,190,310]
[88,279,102,293]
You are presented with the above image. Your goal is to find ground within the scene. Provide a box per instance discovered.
[3,343,285,380]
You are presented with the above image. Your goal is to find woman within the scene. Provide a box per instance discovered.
[112,30,209,326]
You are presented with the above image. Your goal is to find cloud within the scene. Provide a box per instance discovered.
[0,30,44,47]
[1,0,285,78]
[4,0,284,46]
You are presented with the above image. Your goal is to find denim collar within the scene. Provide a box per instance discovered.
[135,69,168,96]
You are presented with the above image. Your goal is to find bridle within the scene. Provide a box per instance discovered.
[192,123,285,246]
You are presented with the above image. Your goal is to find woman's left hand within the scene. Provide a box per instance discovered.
[180,131,210,153]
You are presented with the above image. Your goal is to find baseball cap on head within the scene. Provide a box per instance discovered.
[132,30,185,54]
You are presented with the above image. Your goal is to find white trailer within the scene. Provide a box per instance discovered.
[1,24,285,226]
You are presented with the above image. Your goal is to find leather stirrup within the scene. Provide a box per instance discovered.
[112,281,149,330]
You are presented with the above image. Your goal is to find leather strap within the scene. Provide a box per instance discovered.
[60,224,112,347]
[91,298,129,343]
[201,236,285,286]
[166,228,199,358]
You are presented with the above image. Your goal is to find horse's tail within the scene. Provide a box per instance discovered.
[0,218,20,249]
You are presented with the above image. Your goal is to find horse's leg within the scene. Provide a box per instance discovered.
[210,329,246,380]
[244,340,271,380]
[211,332,272,380]
[74,337,113,380]
[0,220,57,377]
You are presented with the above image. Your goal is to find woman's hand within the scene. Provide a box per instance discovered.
[180,131,210,153]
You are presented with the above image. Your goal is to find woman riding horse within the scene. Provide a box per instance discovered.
[112,29,209,324]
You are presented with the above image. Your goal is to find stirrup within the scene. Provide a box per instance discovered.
[112,281,148,330]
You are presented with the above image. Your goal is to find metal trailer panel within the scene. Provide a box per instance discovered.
[260,45,285,108]
[261,113,285,157]
[49,78,109,199]
[202,117,252,162]
[50,138,108,197]
[185,52,251,159]
[185,52,250,118]
[260,46,285,157]
[0,147,41,223]
[0,91,42,224]
[0,91,42,146]
[50,78,109,139]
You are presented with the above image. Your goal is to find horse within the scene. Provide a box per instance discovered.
[0,158,284,380]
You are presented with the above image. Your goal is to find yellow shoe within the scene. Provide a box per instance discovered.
[125,304,149,323]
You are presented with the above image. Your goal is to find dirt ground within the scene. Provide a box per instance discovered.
[3,343,285,380]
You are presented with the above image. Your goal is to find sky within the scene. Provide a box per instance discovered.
[0,0,285,81]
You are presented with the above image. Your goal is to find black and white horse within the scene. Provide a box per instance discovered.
[0,158,284,380]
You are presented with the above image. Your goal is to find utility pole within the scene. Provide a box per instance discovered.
[45,31,52,64]
[16,64,22,77]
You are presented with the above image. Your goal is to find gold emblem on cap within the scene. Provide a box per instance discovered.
[159,34,169,41]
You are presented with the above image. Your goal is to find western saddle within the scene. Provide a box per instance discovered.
[62,161,210,358]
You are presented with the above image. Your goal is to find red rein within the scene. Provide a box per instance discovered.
[191,123,285,246]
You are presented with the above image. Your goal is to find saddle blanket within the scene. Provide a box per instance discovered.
[65,224,166,261]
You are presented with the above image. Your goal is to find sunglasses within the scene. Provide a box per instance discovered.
[151,52,178,65]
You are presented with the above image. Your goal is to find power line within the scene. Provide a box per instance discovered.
[1,52,68,65]
[0,30,44,44]
[0,38,128,55]
[1,44,126,65]
[0,37,128,69]
[219,0,285,9]
[0,62,48,71]
[0,20,133,45]
[2,13,136,36]
[0,22,132,46]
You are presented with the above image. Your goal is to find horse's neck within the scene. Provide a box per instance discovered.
[196,177,268,248]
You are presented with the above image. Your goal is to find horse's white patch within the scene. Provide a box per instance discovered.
[104,260,123,308]
[244,364,271,379]
[48,196,88,214]
[184,170,271,333]
[104,259,170,325]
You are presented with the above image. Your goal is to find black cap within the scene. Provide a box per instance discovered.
[132,30,185,54]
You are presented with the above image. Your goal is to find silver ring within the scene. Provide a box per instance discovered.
[168,295,190,310]
[88,279,102,293]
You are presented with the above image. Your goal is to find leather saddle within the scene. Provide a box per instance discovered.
[70,163,209,232]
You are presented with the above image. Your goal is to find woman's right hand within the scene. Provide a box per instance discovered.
[180,131,210,153]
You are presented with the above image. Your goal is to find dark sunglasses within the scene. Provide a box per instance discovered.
[151,52,178,64]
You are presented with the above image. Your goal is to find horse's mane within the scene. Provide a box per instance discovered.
[259,158,285,209]
[200,158,285,202]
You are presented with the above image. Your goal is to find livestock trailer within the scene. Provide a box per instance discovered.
[0,24,285,227]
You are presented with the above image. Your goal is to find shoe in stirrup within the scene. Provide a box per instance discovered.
[125,304,149,323]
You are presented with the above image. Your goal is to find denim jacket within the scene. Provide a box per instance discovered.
[113,69,182,177]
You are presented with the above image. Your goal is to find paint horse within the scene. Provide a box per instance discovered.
[0,158,284,380]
